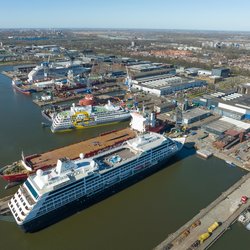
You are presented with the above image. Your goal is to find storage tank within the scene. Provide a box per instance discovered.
[208,222,219,233]
[198,232,210,243]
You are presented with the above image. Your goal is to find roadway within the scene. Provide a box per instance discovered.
[154,173,250,250]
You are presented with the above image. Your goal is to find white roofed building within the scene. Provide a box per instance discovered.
[132,76,207,96]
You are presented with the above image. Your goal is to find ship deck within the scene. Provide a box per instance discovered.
[98,147,136,168]
[28,128,136,170]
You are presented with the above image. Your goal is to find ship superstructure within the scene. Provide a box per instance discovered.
[51,101,131,132]
[28,61,90,82]
[8,132,185,232]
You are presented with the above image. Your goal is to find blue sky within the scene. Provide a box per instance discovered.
[1,0,250,31]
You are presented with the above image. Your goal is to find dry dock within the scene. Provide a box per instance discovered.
[155,172,250,250]
[27,128,136,170]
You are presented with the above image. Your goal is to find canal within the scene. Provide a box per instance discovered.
[0,67,249,250]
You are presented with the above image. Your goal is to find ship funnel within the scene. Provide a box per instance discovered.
[79,153,84,159]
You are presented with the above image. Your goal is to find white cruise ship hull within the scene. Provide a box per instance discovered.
[17,145,183,232]
[51,113,131,133]
[9,131,185,233]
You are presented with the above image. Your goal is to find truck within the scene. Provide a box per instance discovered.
[198,232,210,244]
[208,221,220,233]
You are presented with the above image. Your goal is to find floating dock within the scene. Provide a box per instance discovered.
[154,172,250,250]
[196,149,213,159]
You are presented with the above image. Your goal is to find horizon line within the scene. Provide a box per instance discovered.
[1,27,250,33]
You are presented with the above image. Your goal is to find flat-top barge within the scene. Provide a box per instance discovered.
[0,128,136,182]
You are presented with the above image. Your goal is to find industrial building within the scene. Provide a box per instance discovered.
[203,117,250,135]
[192,92,250,120]
[154,102,176,113]
[238,83,250,95]
[212,67,230,78]
[132,76,207,97]
[198,69,212,76]
[211,118,250,149]
[128,63,173,74]
[133,68,176,80]
[213,132,245,149]
[185,68,200,76]
[182,108,211,125]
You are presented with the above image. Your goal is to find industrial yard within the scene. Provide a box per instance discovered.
[1,28,250,250]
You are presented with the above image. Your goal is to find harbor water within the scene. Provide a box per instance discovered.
[0,67,250,250]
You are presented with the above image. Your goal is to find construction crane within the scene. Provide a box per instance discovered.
[60,48,75,64]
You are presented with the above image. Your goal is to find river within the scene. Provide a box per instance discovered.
[0,67,249,250]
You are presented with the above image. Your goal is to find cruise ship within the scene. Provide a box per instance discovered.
[8,131,185,232]
[28,61,90,82]
[51,101,131,133]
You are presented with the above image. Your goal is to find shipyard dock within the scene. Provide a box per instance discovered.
[154,172,250,250]
[26,128,136,170]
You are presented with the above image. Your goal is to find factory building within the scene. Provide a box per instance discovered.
[182,108,211,125]
[133,69,176,80]
[192,92,250,120]
[238,83,250,95]
[203,117,250,135]
[128,63,173,74]
[154,102,176,113]
[198,69,212,76]
[212,67,230,78]
[185,68,200,76]
[132,76,206,97]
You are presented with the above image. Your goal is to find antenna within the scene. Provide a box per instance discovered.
[60,48,75,65]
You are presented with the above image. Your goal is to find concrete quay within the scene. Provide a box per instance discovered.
[154,172,250,250]
[185,129,250,171]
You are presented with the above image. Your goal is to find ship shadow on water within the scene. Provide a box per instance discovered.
[24,146,194,233]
